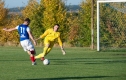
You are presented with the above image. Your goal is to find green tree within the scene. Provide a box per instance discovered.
[22,0,44,38]
[41,0,68,41]
[78,0,92,47]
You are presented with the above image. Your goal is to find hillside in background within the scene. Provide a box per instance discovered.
[8,5,80,12]
[66,5,80,11]
[8,7,24,12]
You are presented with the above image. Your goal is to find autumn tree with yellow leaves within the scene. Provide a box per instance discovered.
[0,0,8,45]
[41,0,68,42]
[67,12,80,46]
[0,0,8,25]
[0,0,96,47]
[22,0,44,38]
[78,0,92,47]
[41,0,67,28]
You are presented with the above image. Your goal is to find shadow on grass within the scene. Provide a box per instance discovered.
[50,58,126,65]
[0,60,28,61]
[82,59,126,64]
[17,76,114,80]
[1,57,126,65]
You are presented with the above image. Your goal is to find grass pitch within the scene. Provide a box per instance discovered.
[0,46,126,80]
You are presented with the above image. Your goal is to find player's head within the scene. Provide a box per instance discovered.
[53,24,60,32]
[24,18,30,25]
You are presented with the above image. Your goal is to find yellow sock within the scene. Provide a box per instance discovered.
[35,47,48,59]
[35,53,43,59]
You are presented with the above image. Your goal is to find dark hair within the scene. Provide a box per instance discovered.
[24,18,30,24]
[54,24,60,27]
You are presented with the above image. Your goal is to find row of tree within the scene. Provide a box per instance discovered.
[0,0,96,47]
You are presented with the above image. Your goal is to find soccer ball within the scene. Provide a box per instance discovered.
[43,59,50,65]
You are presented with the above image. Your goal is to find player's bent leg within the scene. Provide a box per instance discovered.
[31,55,37,65]
[35,46,49,61]
[30,50,36,55]
[46,41,54,54]
[22,40,37,65]
[35,43,49,58]
[35,53,44,59]
[45,48,51,56]
[43,41,54,57]
[27,50,37,65]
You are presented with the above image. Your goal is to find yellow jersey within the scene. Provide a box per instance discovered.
[39,28,63,46]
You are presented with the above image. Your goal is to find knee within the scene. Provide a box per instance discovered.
[30,50,36,55]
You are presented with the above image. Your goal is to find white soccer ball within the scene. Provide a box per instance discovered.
[43,59,50,65]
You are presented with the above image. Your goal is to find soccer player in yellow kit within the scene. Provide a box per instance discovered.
[35,24,66,60]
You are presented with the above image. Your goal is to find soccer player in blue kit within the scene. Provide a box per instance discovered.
[3,18,37,65]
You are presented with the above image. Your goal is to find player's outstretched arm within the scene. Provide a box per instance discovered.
[57,35,66,55]
[61,46,66,55]
[35,37,41,41]
[3,28,16,32]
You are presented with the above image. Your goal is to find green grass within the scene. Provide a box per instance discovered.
[0,46,126,80]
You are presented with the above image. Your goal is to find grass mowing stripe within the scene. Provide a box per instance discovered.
[0,46,126,80]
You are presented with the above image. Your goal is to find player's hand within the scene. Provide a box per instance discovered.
[33,40,37,46]
[35,38,40,41]
[61,49,66,55]
[3,28,7,31]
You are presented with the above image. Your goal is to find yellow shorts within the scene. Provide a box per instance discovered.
[44,37,54,46]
